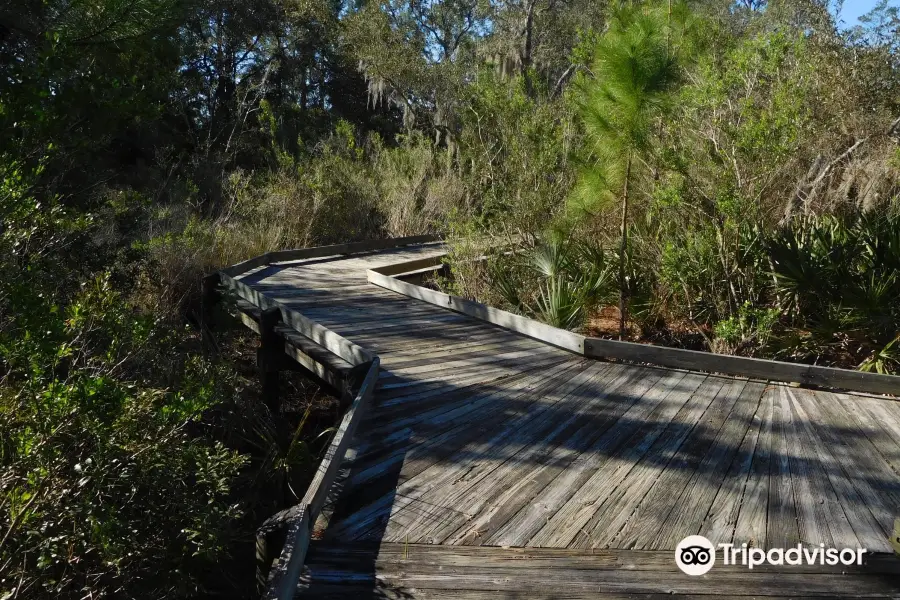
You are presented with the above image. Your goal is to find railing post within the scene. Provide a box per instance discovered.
[258,307,283,414]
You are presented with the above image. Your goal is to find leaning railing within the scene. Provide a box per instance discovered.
[201,235,442,600]
[255,356,379,600]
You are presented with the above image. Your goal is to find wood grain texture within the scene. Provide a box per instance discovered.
[297,542,900,599]
[585,337,900,396]
[367,268,586,354]
[216,242,900,600]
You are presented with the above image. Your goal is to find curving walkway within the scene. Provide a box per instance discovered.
[233,242,900,598]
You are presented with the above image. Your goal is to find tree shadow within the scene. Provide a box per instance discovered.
[254,249,900,597]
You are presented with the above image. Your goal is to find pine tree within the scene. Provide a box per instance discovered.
[573,1,681,338]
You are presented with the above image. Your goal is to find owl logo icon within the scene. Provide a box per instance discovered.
[675,535,716,575]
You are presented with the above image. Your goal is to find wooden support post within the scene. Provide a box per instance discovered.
[200,273,221,352]
[258,307,283,414]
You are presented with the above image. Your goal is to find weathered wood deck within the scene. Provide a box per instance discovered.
[232,242,900,598]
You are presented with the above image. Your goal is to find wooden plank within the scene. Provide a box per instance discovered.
[486,371,701,548]
[375,352,561,391]
[785,388,861,549]
[224,235,442,276]
[299,586,896,600]
[377,345,559,379]
[497,369,688,549]
[319,362,574,539]
[379,363,635,543]
[290,304,446,325]
[780,390,888,552]
[324,362,610,542]
[782,387,834,548]
[363,330,530,360]
[364,358,574,437]
[334,313,481,336]
[308,359,379,517]
[584,337,900,396]
[298,542,900,598]
[558,372,708,549]
[299,562,900,597]
[610,377,748,550]
[650,381,767,549]
[835,393,900,476]
[597,376,733,550]
[248,282,380,298]
[264,508,310,600]
[235,301,356,377]
[766,384,801,550]
[376,348,560,390]
[414,367,676,546]
[378,337,544,369]
[305,540,900,573]
[355,357,575,455]
[379,341,552,374]
[731,385,776,549]
[376,345,565,398]
[367,268,586,354]
[331,313,475,335]
[236,302,352,391]
[368,255,444,277]
[222,252,273,277]
[325,361,593,543]
[372,351,568,404]
[220,271,374,366]
[699,383,768,546]
[803,390,900,550]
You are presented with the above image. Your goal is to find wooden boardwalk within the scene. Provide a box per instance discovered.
[233,242,900,598]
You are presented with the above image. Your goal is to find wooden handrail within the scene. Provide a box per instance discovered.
[367,260,586,354]
[366,257,900,397]
[221,235,442,277]
[260,357,380,600]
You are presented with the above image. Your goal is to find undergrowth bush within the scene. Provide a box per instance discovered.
[474,211,900,372]
[1,160,251,599]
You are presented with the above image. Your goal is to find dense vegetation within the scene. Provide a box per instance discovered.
[2,0,899,597]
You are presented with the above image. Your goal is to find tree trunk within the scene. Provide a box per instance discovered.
[521,0,537,97]
[618,155,632,340]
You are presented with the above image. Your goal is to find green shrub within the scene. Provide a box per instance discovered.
[766,213,900,367]
[1,160,251,599]
[712,302,781,356]
[0,276,249,599]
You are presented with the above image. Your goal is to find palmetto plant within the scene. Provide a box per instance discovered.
[245,404,336,506]
[860,335,900,375]
[535,276,586,329]
[525,237,616,330]
[766,213,900,368]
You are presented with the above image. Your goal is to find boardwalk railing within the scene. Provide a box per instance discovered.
[203,236,442,599]
[367,256,900,397]
[209,238,898,600]
[256,357,379,600]
[220,234,441,277]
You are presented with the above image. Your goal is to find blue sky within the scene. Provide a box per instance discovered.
[835,0,899,27]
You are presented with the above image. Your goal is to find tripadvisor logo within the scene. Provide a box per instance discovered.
[675,535,867,576]
[676,535,716,575]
